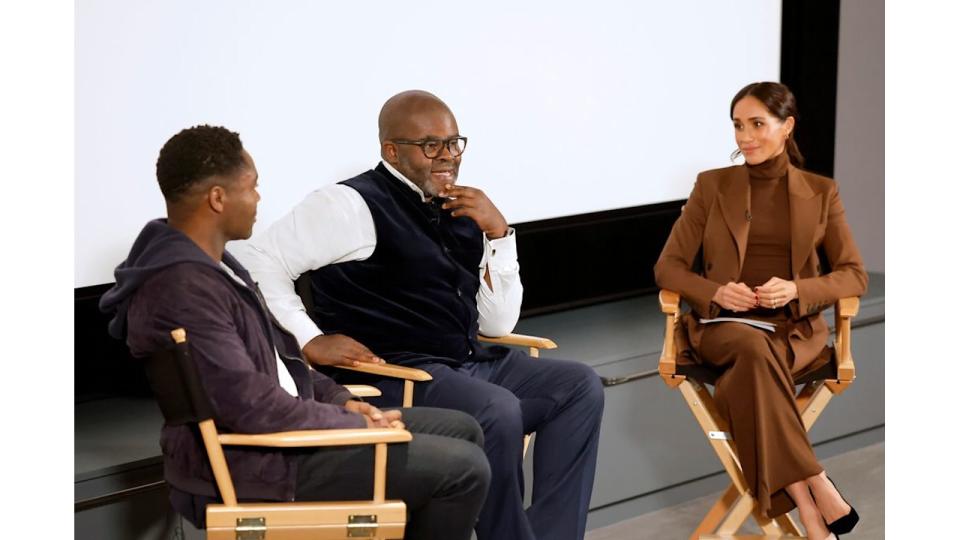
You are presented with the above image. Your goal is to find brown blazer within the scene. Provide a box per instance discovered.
[654,163,868,367]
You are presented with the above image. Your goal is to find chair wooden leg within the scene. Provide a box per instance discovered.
[798,381,834,432]
[522,348,538,457]
[690,483,740,540]
[373,443,387,503]
[198,420,238,506]
[794,381,817,414]
[678,380,749,494]
[752,506,785,536]
[715,493,755,535]
[775,512,803,536]
[402,380,414,408]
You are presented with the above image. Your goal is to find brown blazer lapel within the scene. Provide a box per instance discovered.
[717,166,750,274]
[788,166,823,277]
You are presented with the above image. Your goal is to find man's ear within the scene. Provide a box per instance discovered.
[207,185,227,214]
[381,141,399,164]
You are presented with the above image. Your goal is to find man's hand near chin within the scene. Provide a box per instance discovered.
[439,184,509,239]
[302,334,384,367]
[344,400,405,429]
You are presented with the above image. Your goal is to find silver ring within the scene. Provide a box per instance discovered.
[773,299,778,308]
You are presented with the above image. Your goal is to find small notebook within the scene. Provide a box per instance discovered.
[699,317,776,333]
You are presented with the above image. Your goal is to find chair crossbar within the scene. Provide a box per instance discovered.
[751,507,785,536]
[692,485,741,539]
[775,513,803,536]
[205,500,407,540]
[698,534,807,540]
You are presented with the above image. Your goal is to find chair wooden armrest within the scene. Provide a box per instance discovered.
[478,333,557,350]
[333,363,432,408]
[838,296,860,318]
[828,296,860,393]
[659,289,680,315]
[343,384,382,398]
[218,428,413,448]
[657,289,683,387]
[335,362,433,382]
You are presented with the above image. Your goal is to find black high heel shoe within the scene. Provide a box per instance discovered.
[821,476,859,535]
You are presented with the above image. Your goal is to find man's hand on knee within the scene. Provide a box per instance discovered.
[345,400,405,429]
[302,334,383,367]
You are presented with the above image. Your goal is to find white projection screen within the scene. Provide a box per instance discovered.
[76,1,780,287]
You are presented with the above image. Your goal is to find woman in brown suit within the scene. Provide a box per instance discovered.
[654,82,868,540]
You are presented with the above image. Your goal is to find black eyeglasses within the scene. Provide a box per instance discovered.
[390,136,468,159]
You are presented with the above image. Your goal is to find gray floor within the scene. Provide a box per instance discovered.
[586,442,884,540]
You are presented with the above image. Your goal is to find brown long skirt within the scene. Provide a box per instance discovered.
[696,313,831,518]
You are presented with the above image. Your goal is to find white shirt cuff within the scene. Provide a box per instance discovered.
[282,312,325,350]
[484,227,518,272]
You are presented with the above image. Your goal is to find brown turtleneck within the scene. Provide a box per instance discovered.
[739,151,792,289]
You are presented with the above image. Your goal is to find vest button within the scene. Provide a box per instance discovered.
[456,288,462,297]
[467,349,473,356]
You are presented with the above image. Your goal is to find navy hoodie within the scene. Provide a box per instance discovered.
[100,219,365,526]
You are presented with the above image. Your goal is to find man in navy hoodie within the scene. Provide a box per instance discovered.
[99,125,490,539]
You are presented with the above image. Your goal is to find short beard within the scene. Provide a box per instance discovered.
[409,174,443,199]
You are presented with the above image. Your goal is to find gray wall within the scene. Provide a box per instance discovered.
[835,0,885,272]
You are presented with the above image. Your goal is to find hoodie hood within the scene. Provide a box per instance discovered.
[99,218,252,339]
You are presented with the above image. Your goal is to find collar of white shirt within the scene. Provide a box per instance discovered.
[219,261,300,398]
[380,160,428,203]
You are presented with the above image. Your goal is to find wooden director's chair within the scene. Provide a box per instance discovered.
[657,290,860,540]
[147,328,412,540]
[295,274,557,455]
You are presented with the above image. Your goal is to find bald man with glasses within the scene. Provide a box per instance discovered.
[236,90,604,540]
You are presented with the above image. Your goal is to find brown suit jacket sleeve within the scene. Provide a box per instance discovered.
[793,183,869,316]
[654,174,722,317]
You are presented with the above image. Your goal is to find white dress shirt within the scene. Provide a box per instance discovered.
[232,161,524,350]
[219,262,300,397]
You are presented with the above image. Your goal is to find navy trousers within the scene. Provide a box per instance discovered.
[359,349,604,540]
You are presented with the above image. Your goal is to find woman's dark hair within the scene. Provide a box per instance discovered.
[729,82,804,168]
[156,125,245,202]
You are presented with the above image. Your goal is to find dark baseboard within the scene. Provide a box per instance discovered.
[513,200,684,316]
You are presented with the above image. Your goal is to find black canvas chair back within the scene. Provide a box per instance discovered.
[144,328,215,426]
